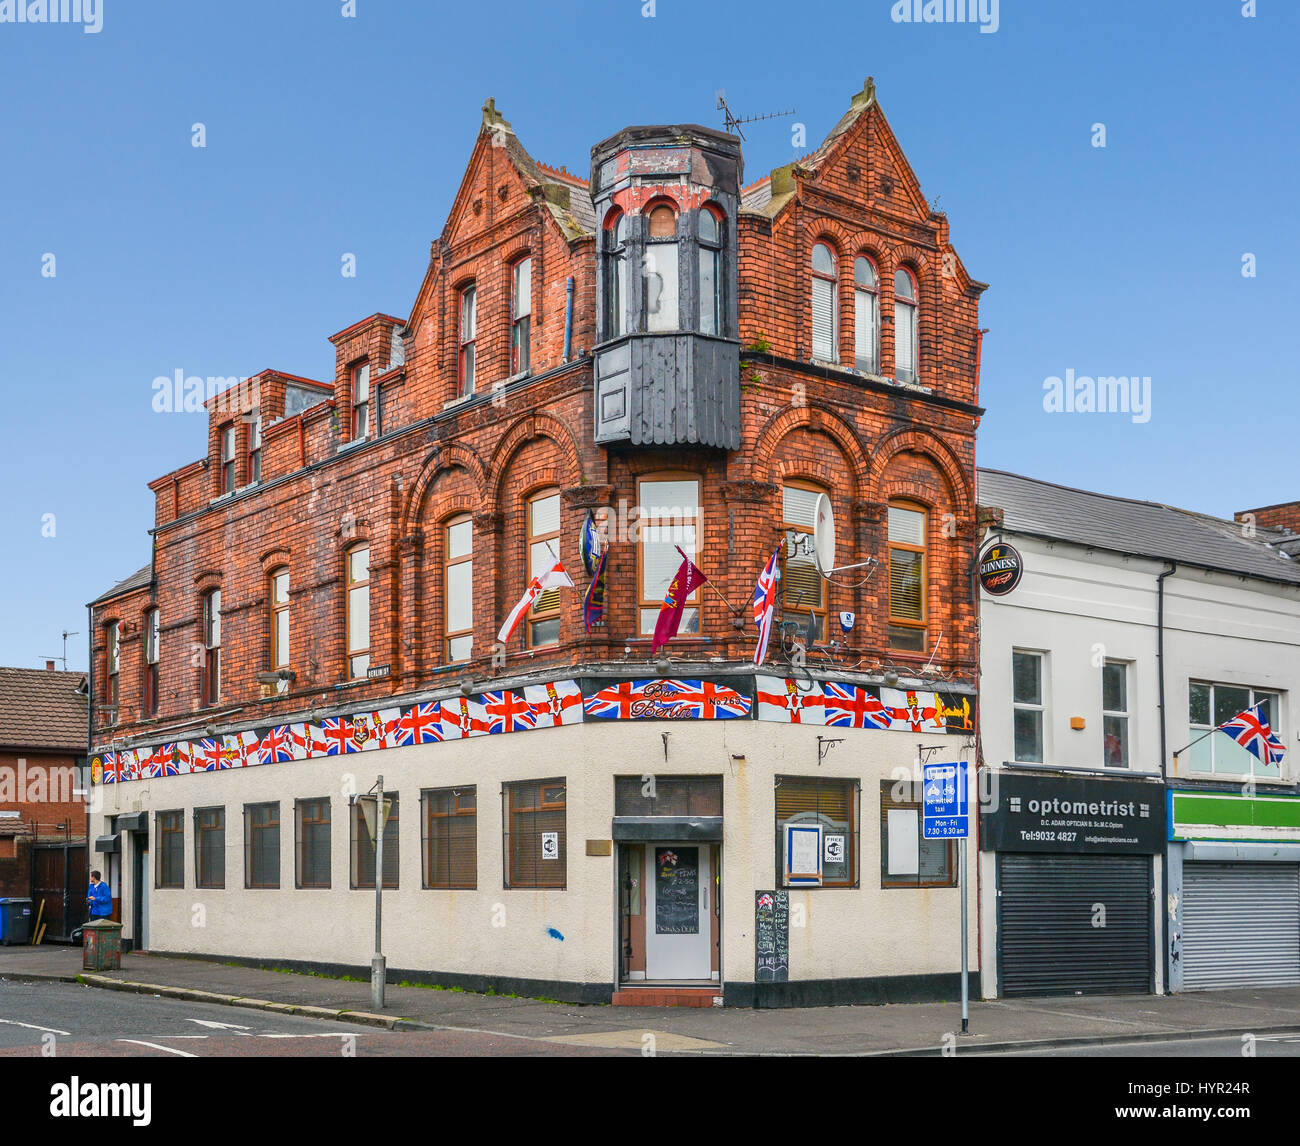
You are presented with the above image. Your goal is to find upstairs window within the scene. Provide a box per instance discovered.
[698,207,723,336]
[644,204,679,332]
[458,286,476,397]
[638,477,700,638]
[511,257,532,375]
[247,413,262,484]
[528,490,561,647]
[144,608,159,717]
[346,546,370,679]
[351,362,370,440]
[894,268,918,383]
[887,503,926,652]
[1188,682,1282,778]
[270,568,290,675]
[1102,660,1130,768]
[445,516,474,662]
[201,591,221,706]
[1013,650,1046,763]
[219,424,236,494]
[605,212,628,339]
[811,242,838,362]
[782,483,827,642]
[854,256,878,373]
[105,620,120,722]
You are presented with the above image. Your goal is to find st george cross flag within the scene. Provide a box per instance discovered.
[1217,702,1286,767]
[751,547,782,665]
[499,556,574,644]
[653,549,707,654]
[583,547,609,632]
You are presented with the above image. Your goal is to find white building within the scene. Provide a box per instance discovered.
[976,469,1300,998]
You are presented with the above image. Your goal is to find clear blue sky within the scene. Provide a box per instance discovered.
[2,0,1296,671]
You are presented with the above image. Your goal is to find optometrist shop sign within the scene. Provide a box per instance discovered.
[980,774,1165,854]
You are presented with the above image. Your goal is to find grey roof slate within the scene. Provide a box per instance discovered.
[977,469,1300,586]
[91,564,153,605]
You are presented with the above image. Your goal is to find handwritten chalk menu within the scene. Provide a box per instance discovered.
[655,847,700,934]
[755,890,789,982]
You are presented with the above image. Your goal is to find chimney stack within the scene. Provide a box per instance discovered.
[45,660,55,672]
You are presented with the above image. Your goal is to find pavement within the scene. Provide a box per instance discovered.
[4,944,1300,1055]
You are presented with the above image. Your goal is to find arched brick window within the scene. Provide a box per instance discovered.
[887,501,927,652]
[854,256,878,373]
[894,267,919,384]
[811,242,838,362]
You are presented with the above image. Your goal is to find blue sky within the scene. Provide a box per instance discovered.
[1,0,1296,670]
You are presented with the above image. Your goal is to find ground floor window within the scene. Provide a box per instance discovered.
[351,792,399,889]
[503,779,565,889]
[422,787,477,889]
[156,810,183,888]
[775,776,858,888]
[244,802,280,888]
[296,798,331,889]
[614,775,722,817]
[880,780,955,888]
[194,807,225,889]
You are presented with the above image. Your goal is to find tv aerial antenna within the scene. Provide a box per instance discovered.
[715,90,796,141]
[41,629,79,671]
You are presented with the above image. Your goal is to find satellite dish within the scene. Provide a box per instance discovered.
[812,493,836,572]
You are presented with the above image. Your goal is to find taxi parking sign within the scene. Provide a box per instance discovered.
[923,760,969,839]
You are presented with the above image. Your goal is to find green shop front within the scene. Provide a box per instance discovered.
[1167,789,1300,991]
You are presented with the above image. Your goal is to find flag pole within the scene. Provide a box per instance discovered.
[674,546,744,618]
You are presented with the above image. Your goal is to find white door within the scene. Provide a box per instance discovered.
[644,843,712,980]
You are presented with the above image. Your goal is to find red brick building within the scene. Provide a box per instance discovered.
[89,79,986,1004]
[0,664,89,937]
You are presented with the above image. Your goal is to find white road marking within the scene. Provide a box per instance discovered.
[116,1040,198,1057]
[0,1019,71,1035]
[185,1018,252,1033]
[261,1032,374,1039]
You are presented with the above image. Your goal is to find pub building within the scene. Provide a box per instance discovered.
[87,82,987,1006]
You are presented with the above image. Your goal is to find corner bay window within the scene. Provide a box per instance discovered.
[527,491,561,647]
[887,503,927,652]
[776,776,858,888]
[423,787,477,889]
[346,546,369,679]
[445,517,473,662]
[880,780,955,888]
[698,207,723,336]
[782,483,827,641]
[638,477,700,638]
[351,792,398,889]
[295,798,331,889]
[605,212,628,339]
[244,803,280,889]
[195,807,225,889]
[644,203,679,332]
[504,779,565,889]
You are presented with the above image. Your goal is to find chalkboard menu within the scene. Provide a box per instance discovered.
[655,847,700,934]
[755,890,789,982]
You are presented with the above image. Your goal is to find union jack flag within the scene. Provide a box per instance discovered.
[584,680,645,720]
[322,716,358,755]
[197,737,225,771]
[755,675,824,725]
[139,744,164,780]
[441,696,488,740]
[392,703,443,746]
[751,547,782,666]
[484,690,536,734]
[100,751,119,784]
[823,682,891,730]
[1218,703,1286,767]
[524,680,584,727]
[258,726,295,764]
[157,742,190,776]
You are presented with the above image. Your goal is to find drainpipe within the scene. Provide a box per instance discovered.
[563,277,574,362]
[1156,561,1177,994]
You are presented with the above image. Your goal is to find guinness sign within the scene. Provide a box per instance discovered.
[979,541,1023,596]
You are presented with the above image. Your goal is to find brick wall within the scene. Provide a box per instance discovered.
[91,89,982,748]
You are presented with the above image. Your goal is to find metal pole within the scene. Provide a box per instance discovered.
[371,776,385,1010]
[959,835,969,1034]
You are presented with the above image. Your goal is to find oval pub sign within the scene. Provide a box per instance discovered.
[979,542,1023,596]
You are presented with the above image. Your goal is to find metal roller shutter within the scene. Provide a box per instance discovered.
[998,853,1152,997]
[1182,863,1300,990]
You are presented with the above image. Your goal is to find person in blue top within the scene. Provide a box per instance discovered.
[86,871,112,920]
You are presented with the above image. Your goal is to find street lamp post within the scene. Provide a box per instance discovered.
[354,778,389,1010]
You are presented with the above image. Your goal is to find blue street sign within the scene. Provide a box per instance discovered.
[923,760,969,839]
